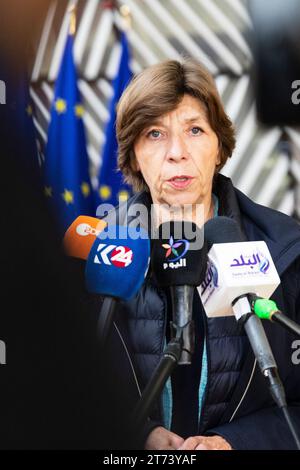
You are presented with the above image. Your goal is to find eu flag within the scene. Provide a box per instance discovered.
[96,32,133,208]
[44,33,95,233]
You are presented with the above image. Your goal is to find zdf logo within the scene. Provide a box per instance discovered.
[63,216,107,261]
[94,243,133,268]
[76,223,100,237]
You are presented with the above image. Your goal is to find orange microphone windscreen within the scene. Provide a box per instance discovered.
[63,215,107,260]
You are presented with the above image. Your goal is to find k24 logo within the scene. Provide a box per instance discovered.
[94,244,133,268]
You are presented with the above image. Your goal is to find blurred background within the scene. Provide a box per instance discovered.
[26,0,300,221]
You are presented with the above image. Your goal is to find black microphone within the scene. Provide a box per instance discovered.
[205,216,247,248]
[151,221,207,364]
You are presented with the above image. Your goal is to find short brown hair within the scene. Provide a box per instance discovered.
[116,58,235,192]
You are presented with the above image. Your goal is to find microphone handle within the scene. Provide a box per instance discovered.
[131,337,182,434]
[243,314,278,372]
[170,285,194,364]
[272,312,300,338]
[233,294,278,372]
[232,295,286,407]
[97,296,117,347]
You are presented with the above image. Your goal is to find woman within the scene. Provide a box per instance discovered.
[107,59,300,450]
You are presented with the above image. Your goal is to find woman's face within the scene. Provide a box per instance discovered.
[134,94,220,211]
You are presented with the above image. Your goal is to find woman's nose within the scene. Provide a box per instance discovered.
[166,134,188,162]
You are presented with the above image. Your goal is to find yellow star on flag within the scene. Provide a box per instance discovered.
[74,104,84,117]
[55,98,67,114]
[26,104,33,116]
[118,190,130,202]
[81,182,90,198]
[62,189,74,205]
[99,185,111,200]
[44,186,53,198]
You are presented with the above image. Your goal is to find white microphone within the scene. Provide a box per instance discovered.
[199,217,287,411]
[198,218,280,319]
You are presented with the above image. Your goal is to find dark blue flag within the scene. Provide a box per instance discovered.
[96,31,133,208]
[44,33,95,233]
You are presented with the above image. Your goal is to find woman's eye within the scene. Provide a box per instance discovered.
[147,129,161,139]
[190,126,202,135]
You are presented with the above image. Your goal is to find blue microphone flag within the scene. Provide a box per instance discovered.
[85,226,150,300]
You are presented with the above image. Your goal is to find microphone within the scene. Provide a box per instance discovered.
[201,217,300,449]
[130,221,207,433]
[200,213,300,338]
[151,221,207,364]
[252,298,300,338]
[200,217,286,407]
[85,225,150,345]
[200,216,281,318]
[63,215,107,260]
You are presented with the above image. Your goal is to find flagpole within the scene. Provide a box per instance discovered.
[119,4,132,31]
[68,2,77,36]
[96,2,133,207]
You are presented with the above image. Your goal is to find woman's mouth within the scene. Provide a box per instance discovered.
[166,175,194,190]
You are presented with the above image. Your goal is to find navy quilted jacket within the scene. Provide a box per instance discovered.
[104,174,300,450]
